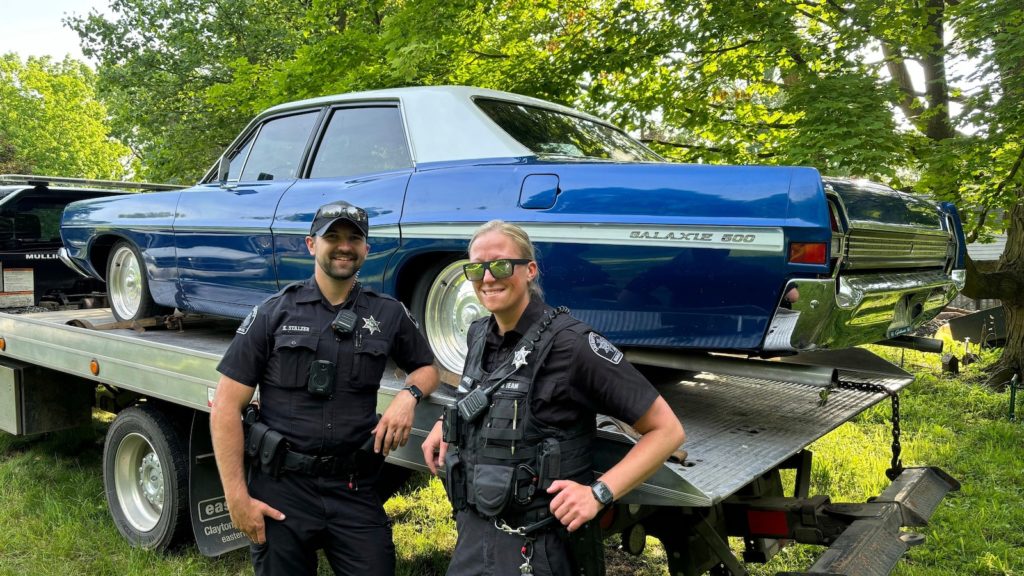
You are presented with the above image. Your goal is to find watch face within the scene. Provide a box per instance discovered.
[592,481,613,505]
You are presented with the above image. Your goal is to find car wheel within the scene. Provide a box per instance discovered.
[107,241,167,322]
[412,259,490,374]
[103,404,189,551]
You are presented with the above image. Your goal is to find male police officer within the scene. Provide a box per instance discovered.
[211,201,438,576]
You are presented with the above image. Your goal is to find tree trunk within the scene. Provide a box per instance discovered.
[962,200,1024,389]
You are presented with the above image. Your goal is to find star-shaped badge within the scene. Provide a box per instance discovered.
[512,346,531,370]
[362,315,381,335]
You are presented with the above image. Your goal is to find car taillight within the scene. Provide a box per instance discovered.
[828,202,843,268]
[789,242,827,264]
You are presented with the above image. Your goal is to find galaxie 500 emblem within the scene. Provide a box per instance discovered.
[626,226,783,251]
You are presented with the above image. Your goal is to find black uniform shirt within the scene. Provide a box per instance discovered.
[482,298,659,429]
[217,277,434,455]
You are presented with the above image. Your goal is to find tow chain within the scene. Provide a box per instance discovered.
[833,380,904,481]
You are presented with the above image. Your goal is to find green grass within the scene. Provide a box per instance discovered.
[1,343,1022,575]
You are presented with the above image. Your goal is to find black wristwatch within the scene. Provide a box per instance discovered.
[591,480,614,506]
[403,384,423,404]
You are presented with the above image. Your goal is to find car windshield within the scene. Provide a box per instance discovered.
[474,98,662,162]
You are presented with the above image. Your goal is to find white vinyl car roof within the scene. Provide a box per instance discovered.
[257,85,615,165]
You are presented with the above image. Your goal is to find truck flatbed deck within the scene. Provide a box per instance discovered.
[0,308,911,507]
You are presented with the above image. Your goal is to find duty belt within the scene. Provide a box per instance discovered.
[281,449,359,477]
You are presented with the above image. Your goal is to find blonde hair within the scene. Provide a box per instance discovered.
[468,220,543,300]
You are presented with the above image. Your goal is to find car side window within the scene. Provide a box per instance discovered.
[239,111,319,182]
[309,106,412,179]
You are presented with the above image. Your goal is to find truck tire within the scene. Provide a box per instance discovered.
[107,241,169,322]
[103,404,189,551]
[411,258,488,375]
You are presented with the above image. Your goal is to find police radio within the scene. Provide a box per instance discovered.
[332,309,358,335]
[456,386,490,422]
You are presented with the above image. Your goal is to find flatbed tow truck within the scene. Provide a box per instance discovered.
[0,308,958,575]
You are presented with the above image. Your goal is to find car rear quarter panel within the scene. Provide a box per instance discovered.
[398,161,829,350]
[61,191,183,307]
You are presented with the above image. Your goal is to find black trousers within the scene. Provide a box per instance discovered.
[447,510,586,576]
[248,468,395,576]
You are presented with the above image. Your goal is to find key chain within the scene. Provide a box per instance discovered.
[519,536,535,576]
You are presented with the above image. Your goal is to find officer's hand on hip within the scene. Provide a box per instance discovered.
[547,480,601,533]
[231,496,285,545]
[421,420,447,475]
[374,391,417,456]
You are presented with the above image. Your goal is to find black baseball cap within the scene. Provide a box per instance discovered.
[310,201,369,237]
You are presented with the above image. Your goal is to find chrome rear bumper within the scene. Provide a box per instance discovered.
[765,269,966,351]
[57,246,93,279]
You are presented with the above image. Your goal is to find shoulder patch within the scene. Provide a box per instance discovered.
[401,302,420,329]
[237,305,259,335]
[588,332,623,365]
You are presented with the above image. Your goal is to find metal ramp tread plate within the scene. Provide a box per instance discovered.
[596,348,916,507]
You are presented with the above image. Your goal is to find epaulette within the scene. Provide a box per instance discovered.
[266,280,306,302]
[360,286,397,302]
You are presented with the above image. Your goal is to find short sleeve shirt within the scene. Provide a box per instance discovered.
[480,298,658,429]
[217,277,434,454]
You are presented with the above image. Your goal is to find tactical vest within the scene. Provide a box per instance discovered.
[444,307,595,527]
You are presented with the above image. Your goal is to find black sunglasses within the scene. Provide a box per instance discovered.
[317,203,367,223]
[462,259,531,281]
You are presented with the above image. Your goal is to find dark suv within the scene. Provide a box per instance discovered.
[0,175,181,307]
[0,182,123,306]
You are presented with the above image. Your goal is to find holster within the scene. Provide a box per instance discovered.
[537,437,561,490]
[352,428,385,477]
[568,520,606,576]
[444,450,468,511]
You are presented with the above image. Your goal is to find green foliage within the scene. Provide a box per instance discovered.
[70,0,1023,277]
[0,54,130,179]
[67,0,310,183]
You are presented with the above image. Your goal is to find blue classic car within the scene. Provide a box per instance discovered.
[60,86,966,373]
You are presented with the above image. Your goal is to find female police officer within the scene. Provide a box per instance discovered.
[422,220,685,576]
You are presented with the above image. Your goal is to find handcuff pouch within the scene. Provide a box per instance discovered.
[259,428,287,477]
[245,421,269,459]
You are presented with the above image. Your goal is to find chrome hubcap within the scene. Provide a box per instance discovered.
[109,246,143,319]
[424,260,489,373]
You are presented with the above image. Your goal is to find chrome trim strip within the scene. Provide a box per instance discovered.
[397,222,786,251]
[847,220,946,234]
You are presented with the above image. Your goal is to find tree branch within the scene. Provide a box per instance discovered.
[468,50,509,59]
[1000,144,1024,201]
[642,138,776,158]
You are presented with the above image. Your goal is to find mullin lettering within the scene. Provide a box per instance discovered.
[629,230,713,242]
